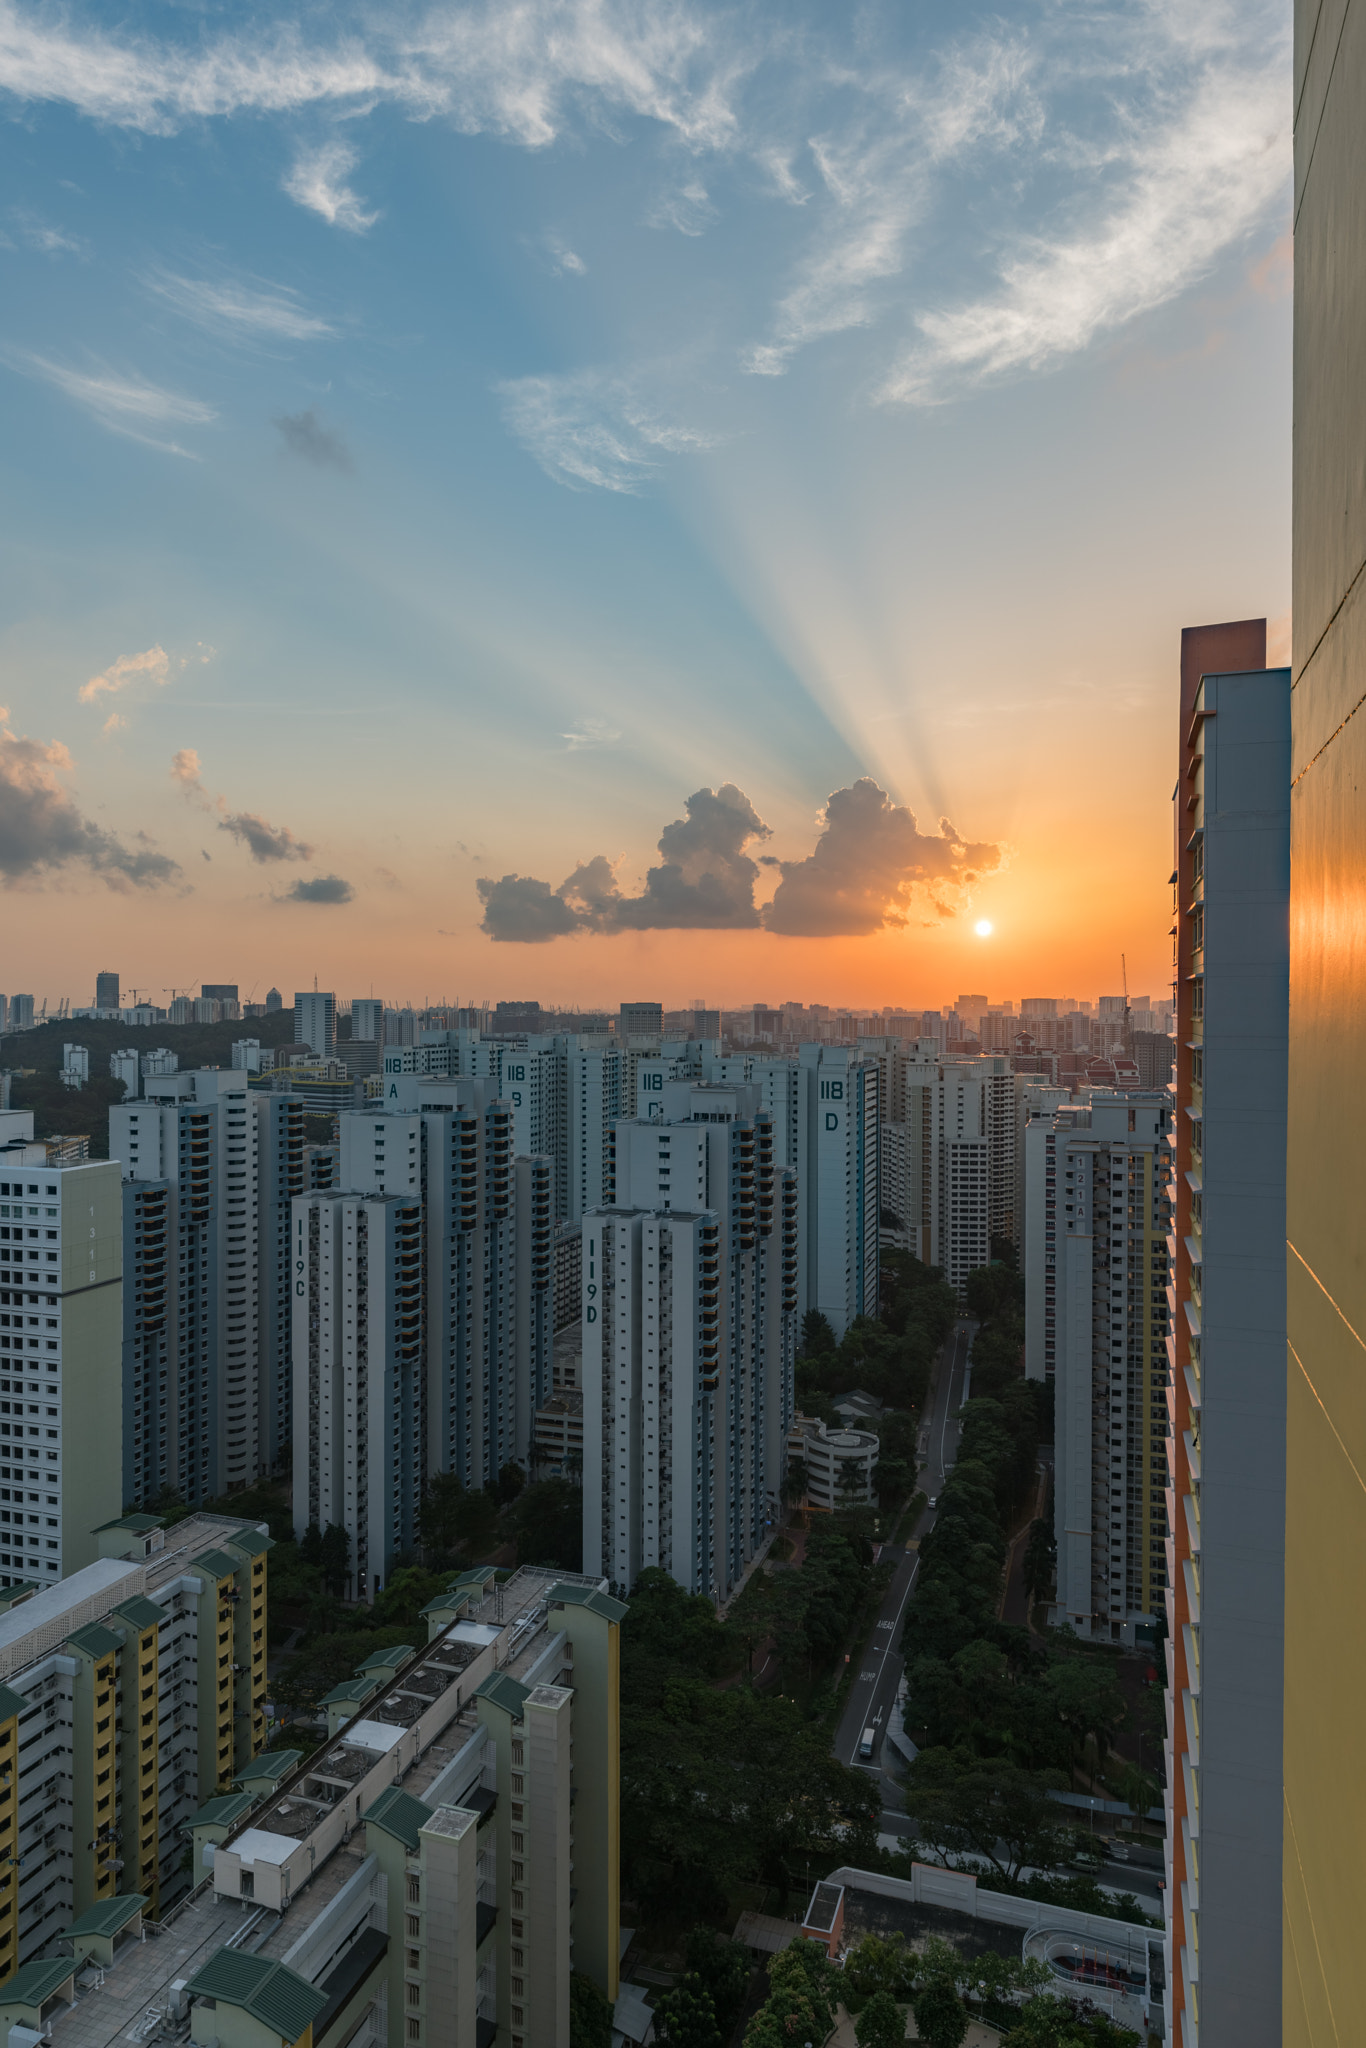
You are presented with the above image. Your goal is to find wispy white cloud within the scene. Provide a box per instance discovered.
[497,368,719,492]
[7,210,85,256]
[283,140,378,232]
[7,353,216,453]
[881,36,1289,403]
[544,234,587,276]
[648,180,715,236]
[143,266,336,341]
[0,0,748,147]
[560,717,622,750]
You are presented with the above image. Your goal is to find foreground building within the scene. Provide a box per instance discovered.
[0,1566,622,2048]
[1165,630,1289,2048]
[1288,9,1366,2038]
[0,1509,268,1976]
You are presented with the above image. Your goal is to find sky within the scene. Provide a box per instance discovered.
[0,0,1291,1013]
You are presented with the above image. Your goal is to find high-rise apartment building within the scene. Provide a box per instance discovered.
[892,1051,1016,1289]
[351,997,385,1042]
[584,1081,797,1598]
[112,1071,261,1505]
[1287,11,1366,2038]
[294,990,337,1059]
[0,1508,269,1974]
[1165,630,1288,2048]
[253,1092,306,1473]
[1025,1094,1171,1642]
[295,1083,553,1588]
[293,1189,424,1595]
[0,1157,122,1582]
[7,999,33,1032]
[796,1045,878,1336]
[94,972,120,1013]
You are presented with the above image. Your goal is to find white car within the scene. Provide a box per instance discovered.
[927,1496,938,1509]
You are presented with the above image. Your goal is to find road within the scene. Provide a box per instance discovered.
[832,1320,973,1772]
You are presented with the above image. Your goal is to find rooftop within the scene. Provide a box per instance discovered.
[186,1950,327,2041]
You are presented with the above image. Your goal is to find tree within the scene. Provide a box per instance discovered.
[683,1931,751,2034]
[1000,1998,1140,2047]
[654,1975,721,2048]
[1022,1517,1056,1605]
[569,1972,612,2048]
[418,1473,500,1561]
[801,1309,837,1356]
[902,1747,1071,1883]
[844,1932,911,2002]
[319,1521,351,1596]
[911,1978,967,2048]
[508,1478,583,1571]
[496,1462,526,1505]
[300,1521,323,1568]
[874,1455,913,1511]
[781,1458,808,1508]
[855,1990,905,2048]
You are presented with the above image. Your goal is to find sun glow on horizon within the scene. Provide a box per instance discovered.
[974,919,994,937]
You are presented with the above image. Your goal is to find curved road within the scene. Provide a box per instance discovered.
[833,1319,973,1772]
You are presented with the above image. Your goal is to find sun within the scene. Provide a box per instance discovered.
[974,919,994,938]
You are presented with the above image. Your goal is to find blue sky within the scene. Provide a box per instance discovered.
[0,0,1291,1007]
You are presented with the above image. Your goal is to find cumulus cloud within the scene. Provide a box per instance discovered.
[764,779,1002,934]
[478,777,1001,940]
[0,714,179,888]
[479,784,769,942]
[283,141,378,232]
[273,408,352,469]
[220,811,314,862]
[476,872,582,943]
[144,267,336,341]
[278,873,355,904]
[170,749,314,861]
[497,369,718,492]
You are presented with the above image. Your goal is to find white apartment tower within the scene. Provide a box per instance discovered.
[294,989,337,1059]
[0,1153,123,1583]
[894,1051,1016,1292]
[293,1189,424,1595]
[583,1081,797,1599]
[1026,1094,1173,1644]
[112,1071,262,1504]
[796,1045,878,1336]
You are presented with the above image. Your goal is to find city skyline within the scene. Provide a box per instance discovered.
[0,1,1290,1005]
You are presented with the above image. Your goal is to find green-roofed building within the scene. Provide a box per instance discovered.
[354,1645,416,1686]
[59,1893,146,1969]
[187,1949,327,2048]
[234,1750,302,1801]
[546,1581,624,2004]
[319,1674,381,1737]
[0,1957,77,2032]
[184,1793,257,1880]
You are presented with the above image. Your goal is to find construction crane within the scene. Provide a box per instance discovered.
[126,988,149,1007]
[163,987,191,1004]
[1121,953,1133,1057]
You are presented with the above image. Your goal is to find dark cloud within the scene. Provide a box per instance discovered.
[477,873,582,943]
[477,777,1002,942]
[0,722,179,889]
[219,809,314,863]
[763,778,1002,936]
[478,786,770,942]
[273,408,352,471]
[278,873,355,904]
